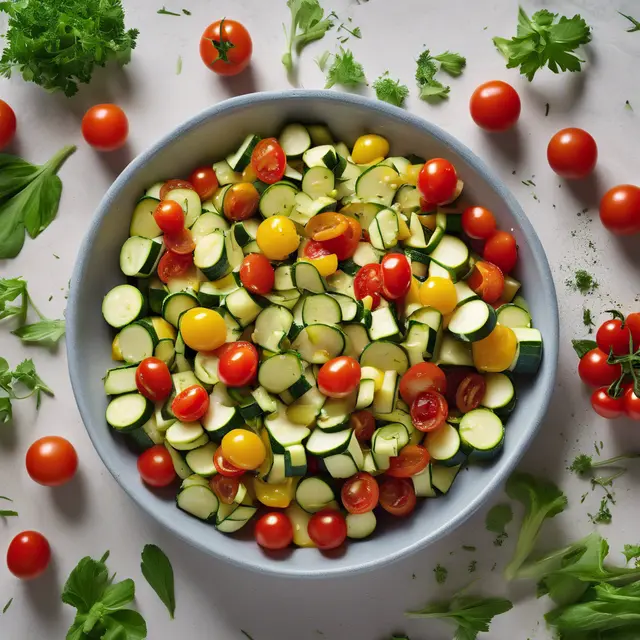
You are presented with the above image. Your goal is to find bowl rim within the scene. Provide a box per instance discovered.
[67,89,559,578]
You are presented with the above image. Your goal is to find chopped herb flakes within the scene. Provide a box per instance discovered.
[589,497,612,524]
[583,308,595,332]
[567,270,598,294]
[468,560,478,573]
[373,72,409,107]
[433,564,448,584]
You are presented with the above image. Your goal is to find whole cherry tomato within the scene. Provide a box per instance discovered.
[341,472,379,514]
[469,80,521,132]
[189,166,219,200]
[239,254,275,295]
[547,128,597,180]
[591,388,625,419]
[25,436,78,487]
[623,386,640,420]
[307,510,347,549]
[136,357,173,402]
[317,356,361,399]
[599,185,640,236]
[6,531,51,580]
[399,362,447,405]
[596,317,632,357]
[223,183,260,221]
[254,512,294,550]
[417,158,458,205]
[171,385,210,422]
[154,200,185,234]
[483,231,517,273]
[217,342,259,387]
[462,206,497,240]
[578,349,622,388]
[378,477,417,517]
[137,445,176,487]
[0,100,17,150]
[626,312,640,351]
[81,104,128,151]
[200,19,252,76]
[380,253,411,300]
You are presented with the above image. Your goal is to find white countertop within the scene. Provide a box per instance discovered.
[2,1,640,638]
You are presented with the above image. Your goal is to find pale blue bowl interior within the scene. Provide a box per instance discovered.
[67,90,558,578]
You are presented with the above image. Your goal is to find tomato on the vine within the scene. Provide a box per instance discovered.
[626,312,640,350]
[578,349,622,388]
[251,138,286,184]
[200,19,252,76]
[380,253,411,300]
[240,253,275,295]
[25,436,78,487]
[210,475,240,504]
[159,179,194,200]
[171,385,210,422]
[466,261,504,304]
[591,388,625,419]
[387,445,430,478]
[350,410,376,443]
[623,386,640,420]
[307,510,347,549]
[483,231,517,274]
[6,531,51,580]
[547,128,597,180]
[456,373,486,413]
[596,317,632,356]
[218,342,259,387]
[81,104,128,151]
[189,166,219,200]
[164,228,195,255]
[137,445,176,487]
[599,185,640,236]
[462,206,497,240]
[469,80,521,132]
[255,512,294,550]
[378,477,417,517]
[213,447,245,477]
[341,472,379,514]
[354,263,383,309]
[157,250,193,283]
[411,390,448,432]
[317,356,360,399]
[399,362,446,405]
[417,158,458,205]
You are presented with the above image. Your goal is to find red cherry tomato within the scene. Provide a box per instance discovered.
[164,228,196,255]
[307,509,347,550]
[578,349,622,388]
[251,138,287,184]
[456,373,487,413]
[354,263,383,309]
[239,253,275,295]
[626,312,640,350]
[317,356,361,399]
[466,261,505,304]
[547,128,597,180]
[378,477,417,517]
[25,436,78,487]
[213,447,245,477]
[591,388,625,419]
[623,386,640,420]
[217,342,259,387]
[399,362,447,405]
[483,231,517,274]
[6,531,51,580]
[0,100,17,150]
[380,253,411,300]
[171,385,210,422]
[462,206,497,240]
[159,179,195,200]
[411,390,448,432]
[303,239,333,259]
[137,445,176,488]
[417,158,458,205]
[81,104,128,151]
[387,444,430,478]
[210,474,241,504]
[322,216,361,260]
[136,357,173,402]
[599,185,640,236]
[341,472,379,514]
[157,250,193,283]
[153,200,185,234]
[596,318,632,357]
[200,19,253,77]
[350,410,376,443]
[469,80,521,132]
[189,166,219,200]
[444,367,475,406]
[255,512,294,550]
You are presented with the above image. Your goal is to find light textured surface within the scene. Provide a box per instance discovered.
[1,1,640,639]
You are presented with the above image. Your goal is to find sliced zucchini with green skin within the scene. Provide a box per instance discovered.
[180,474,208,489]
[258,351,304,394]
[278,123,311,156]
[394,184,421,213]
[216,503,257,533]
[274,265,295,291]
[264,403,311,452]
[292,324,345,364]
[293,261,326,293]
[459,409,504,459]
[403,212,430,249]
[171,371,202,394]
[202,383,244,438]
[259,182,298,218]
[329,293,360,322]
[232,219,260,247]
[429,234,470,280]
[369,208,399,250]
[295,477,335,513]
[198,276,237,308]
[356,164,400,207]
[455,281,480,307]
[509,328,543,374]
[356,378,375,410]
[177,484,219,521]
[435,334,473,367]
[186,443,218,477]
[407,306,442,331]
[402,321,437,365]
[286,385,326,426]
[302,294,342,325]
[412,465,437,498]
[194,352,219,386]
[368,306,401,341]
[212,160,242,186]
[172,355,192,373]
[193,230,230,281]
[352,241,383,267]
[252,305,294,352]
[428,259,450,279]
[264,289,301,310]
[283,164,303,183]
[497,304,532,328]
[225,287,262,327]
[431,464,461,495]
[147,278,168,315]
[217,307,243,342]
[165,188,201,228]
[307,124,333,146]
[129,197,161,238]
[372,370,398,414]
[162,291,199,328]
[284,444,307,476]
[191,212,229,242]
[118,321,158,364]
[346,511,377,539]
[165,442,191,479]
[213,184,232,211]
[303,144,337,168]
[166,421,206,450]
[371,423,407,469]
[226,134,261,171]
[302,166,335,199]
[252,386,278,414]
[317,391,356,432]
[323,431,363,478]
[481,373,517,417]
[360,340,409,374]
[106,393,154,432]
[104,365,137,395]
[306,427,352,457]
[119,236,163,277]
[448,299,497,342]
[424,423,465,466]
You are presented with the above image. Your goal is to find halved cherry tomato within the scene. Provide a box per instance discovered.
[157,250,193,283]
[547,128,597,180]
[591,388,625,419]
[307,509,347,549]
[599,185,640,236]
[25,436,78,487]
[354,263,383,309]
[399,362,447,405]
[380,253,411,300]
[322,216,361,260]
[160,179,194,200]
[444,367,475,406]
[136,357,173,402]
[623,386,640,420]
[210,475,240,504]
[200,19,253,76]
[223,183,260,221]
[483,231,517,274]
[154,200,185,234]
[411,390,448,432]
[578,349,622,388]
[305,213,348,241]
[378,477,416,517]
[255,512,294,550]
[304,239,332,259]
[456,373,486,413]
[251,138,286,184]
[596,318,632,356]
[189,166,219,200]
[239,253,275,295]
[417,158,458,205]
[466,261,505,304]
[341,472,379,514]
[387,445,430,478]
[350,410,376,443]
[164,227,195,255]
[6,531,51,580]
[317,356,361,399]
[137,445,176,487]
[213,447,245,477]
[462,206,497,240]
[627,313,640,350]
[172,385,210,422]
[218,342,259,387]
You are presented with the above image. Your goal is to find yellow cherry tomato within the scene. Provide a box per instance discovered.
[111,334,124,361]
[242,163,258,182]
[221,429,266,470]
[150,317,177,341]
[300,254,338,277]
[253,477,295,508]
[285,502,316,547]
[351,134,390,164]
[472,325,518,372]
[402,163,424,186]
[256,215,300,260]
[419,277,457,314]
[180,307,226,351]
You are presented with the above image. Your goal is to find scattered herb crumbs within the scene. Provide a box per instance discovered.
[591,469,626,490]
[468,560,478,573]
[157,6,181,16]
[48,296,52,302]
[580,492,589,504]
[53,254,59,259]
[462,545,476,552]
[594,441,601,456]
[325,48,366,88]
[545,103,550,116]
[522,179,536,187]
[339,24,361,38]
[2,598,12,614]
[582,308,595,332]
[626,100,633,111]
[491,562,497,571]
[494,532,508,547]
[182,8,191,15]
[567,270,598,294]
[619,12,640,32]
[588,497,612,524]
[433,564,448,584]
[176,55,183,75]
[0,509,18,516]
[373,72,409,107]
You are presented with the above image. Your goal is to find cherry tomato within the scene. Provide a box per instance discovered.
[354,263,383,309]
[25,436,78,487]
[599,185,640,236]
[81,104,128,151]
[251,138,287,184]
[200,19,253,76]
[6,531,51,580]
[256,215,300,260]
[380,253,411,300]
[213,447,245,477]
[591,388,625,419]
[164,228,195,255]
[153,200,185,234]
[419,277,457,314]
[472,325,518,372]
[223,182,260,221]
[623,386,640,420]
[303,239,332,259]
[462,206,497,240]
[387,445,430,478]
[317,356,361,399]
[547,128,597,180]
[189,166,219,200]
[578,349,622,388]
[351,134,390,164]
[137,445,176,487]
[159,179,194,200]
[456,373,486,413]
[254,512,294,550]
[626,312,640,350]
[0,100,17,150]
[466,261,505,304]
[305,213,349,242]
[221,428,266,470]
[597,318,632,357]
[350,410,376,443]
[483,231,517,274]
[307,509,347,550]
[322,216,361,260]
[411,390,448,432]
[378,477,417,517]
[444,367,475,406]
[417,158,458,205]
[136,357,173,402]
[180,307,226,351]
[218,342,259,387]
[341,472,379,514]
[240,253,275,295]
[157,250,193,283]
[469,80,521,132]
[172,385,210,422]
[399,362,447,405]
[210,474,240,504]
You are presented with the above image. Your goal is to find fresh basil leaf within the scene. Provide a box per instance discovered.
[102,610,147,640]
[140,544,175,618]
[0,397,12,423]
[101,579,135,612]
[61,555,111,614]
[572,339,598,359]
[12,318,65,345]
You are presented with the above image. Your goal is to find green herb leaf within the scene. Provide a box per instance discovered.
[434,51,466,76]
[182,9,191,16]
[433,563,448,584]
[583,308,595,331]
[0,397,12,423]
[589,497,613,524]
[140,544,175,619]
[283,0,334,73]
[12,318,65,345]
[623,544,640,565]
[0,277,27,321]
[415,49,438,84]
[415,49,456,101]
[486,503,513,534]
[373,73,409,107]
[0,508,18,516]
[157,6,180,15]
[325,48,366,88]
[101,579,135,612]
[12,359,53,408]
[572,339,598,359]
[2,598,13,614]
[102,609,147,639]
[339,24,362,39]
[418,79,450,101]
[620,12,640,32]
[62,555,111,614]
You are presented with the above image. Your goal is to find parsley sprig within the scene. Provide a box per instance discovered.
[373,73,409,107]
[0,358,54,422]
[415,49,466,101]
[283,0,334,73]
[325,48,366,88]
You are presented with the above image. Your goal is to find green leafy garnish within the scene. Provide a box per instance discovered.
[325,48,366,88]
[415,49,465,101]
[623,544,640,566]
[569,453,640,476]
[433,563,448,584]
[0,147,76,259]
[589,497,613,525]
[0,0,138,97]
[0,277,28,322]
[567,269,599,294]
[338,24,361,39]
[373,73,409,107]
[620,12,640,32]
[583,308,595,332]
[140,544,175,619]
[486,503,513,534]
[571,339,598,359]
[12,319,66,344]
[434,51,467,76]
[157,6,180,15]
[0,357,54,421]
[283,0,334,73]
[493,7,592,81]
